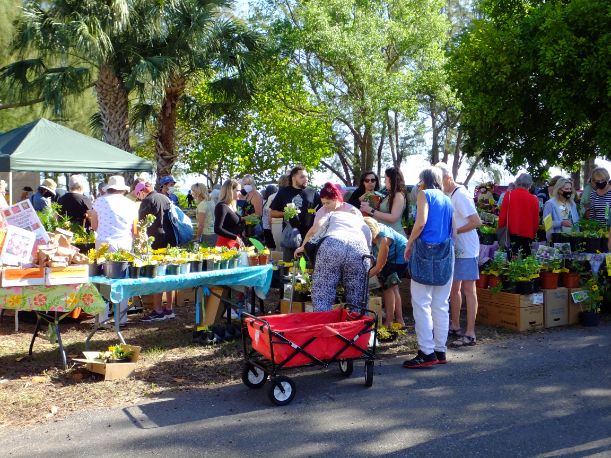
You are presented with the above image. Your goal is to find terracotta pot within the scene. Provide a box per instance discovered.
[475,274,489,289]
[560,272,581,288]
[248,256,259,266]
[258,254,269,265]
[488,275,501,288]
[540,271,559,289]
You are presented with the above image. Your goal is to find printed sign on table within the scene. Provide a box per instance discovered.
[0,200,49,259]
[0,225,36,265]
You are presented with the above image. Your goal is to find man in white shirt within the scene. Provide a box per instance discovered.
[437,163,482,347]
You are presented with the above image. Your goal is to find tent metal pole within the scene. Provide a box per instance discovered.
[8,171,12,205]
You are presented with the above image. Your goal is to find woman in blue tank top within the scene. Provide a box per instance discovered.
[403,166,454,369]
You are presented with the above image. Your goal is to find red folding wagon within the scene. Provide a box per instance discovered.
[241,305,378,406]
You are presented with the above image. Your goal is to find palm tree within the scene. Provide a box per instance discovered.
[1,0,135,150]
[129,0,262,182]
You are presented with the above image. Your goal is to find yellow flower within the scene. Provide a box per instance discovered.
[7,295,23,307]
[591,284,599,291]
[67,293,78,306]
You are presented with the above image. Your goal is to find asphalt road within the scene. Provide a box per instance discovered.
[2,323,610,457]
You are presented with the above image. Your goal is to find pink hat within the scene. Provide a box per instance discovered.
[134,182,148,195]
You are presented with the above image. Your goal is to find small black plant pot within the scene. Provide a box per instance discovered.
[108,358,130,363]
[479,233,497,245]
[88,263,103,277]
[293,292,311,302]
[104,261,128,279]
[128,265,140,279]
[579,311,600,327]
[166,264,180,275]
[552,233,570,245]
[585,237,600,253]
[140,265,157,278]
[514,280,534,295]
[189,260,202,273]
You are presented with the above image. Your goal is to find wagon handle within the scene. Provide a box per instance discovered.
[241,312,271,332]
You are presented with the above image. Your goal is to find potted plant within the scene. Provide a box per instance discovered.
[103,250,132,279]
[283,203,301,227]
[243,214,261,238]
[97,344,134,363]
[506,256,540,294]
[540,258,562,289]
[478,225,497,245]
[560,259,584,288]
[484,256,506,289]
[87,244,108,277]
[249,238,270,265]
[247,251,260,266]
[578,276,603,326]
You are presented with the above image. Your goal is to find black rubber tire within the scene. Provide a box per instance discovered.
[241,363,267,389]
[338,359,354,377]
[364,360,374,387]
[268,376,296,406]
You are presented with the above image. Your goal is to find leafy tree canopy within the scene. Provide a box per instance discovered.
[450,0,611,174]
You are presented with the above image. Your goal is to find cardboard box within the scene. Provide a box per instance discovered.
[176,288,197,305]
[45,265,89,285]
[271,251,283,262]
[280,299,312,314]
[543,288,569,328]
[568,288,584,325]
[476,289,544,331]
[493,303,544,332]
[73,345,140,381]
[368,296,383,326]
[201,287,227,326]
[1,267,45,286]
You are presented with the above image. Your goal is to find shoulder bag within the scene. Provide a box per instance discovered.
[303,215,332,266]
[408,237,455,286]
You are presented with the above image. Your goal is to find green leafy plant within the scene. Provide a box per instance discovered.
[283,203,300,220]
[97,344,133,362]
[506,256,540,282]
[479,225,496,234]
[105,250,133,262]
[580,275,604,313]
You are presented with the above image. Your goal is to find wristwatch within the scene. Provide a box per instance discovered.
[370,209,376,216]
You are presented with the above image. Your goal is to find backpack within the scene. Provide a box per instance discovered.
[168,202,194,246]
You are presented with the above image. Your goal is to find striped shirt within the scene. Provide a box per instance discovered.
[588,189,611,226]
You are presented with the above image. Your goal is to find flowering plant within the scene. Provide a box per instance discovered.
[283,203,300,221]
[580,275,604,313]
[97,344,133,362]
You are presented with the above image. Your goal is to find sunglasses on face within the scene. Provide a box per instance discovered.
[364,178,376,183]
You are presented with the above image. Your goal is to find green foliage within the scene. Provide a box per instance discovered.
[450,0,611,173]
[506,256,540,282]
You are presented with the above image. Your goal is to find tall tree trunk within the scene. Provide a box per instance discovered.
[430,100,439,165]
[95,65,131,152]
[155,75,187,186]
[583,157,596,187]
[451,128,463,180]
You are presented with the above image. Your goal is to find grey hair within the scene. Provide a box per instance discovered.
[435,162,451,179]
[69,174,87,191]
[515,173,533,189]
[419,166,443,190]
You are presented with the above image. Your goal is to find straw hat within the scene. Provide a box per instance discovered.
[40,178,57,194]
[103,175,130,192]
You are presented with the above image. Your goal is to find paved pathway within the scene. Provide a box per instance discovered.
[2,323,610,457]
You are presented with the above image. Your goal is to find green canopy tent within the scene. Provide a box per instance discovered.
[0,118,152,202]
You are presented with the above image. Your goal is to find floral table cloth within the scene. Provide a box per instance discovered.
[0,283,106,314]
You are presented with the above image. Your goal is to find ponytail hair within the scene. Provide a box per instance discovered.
[319,182,344,202]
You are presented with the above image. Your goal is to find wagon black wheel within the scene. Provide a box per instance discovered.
[241,363,266,389]
[364,360,374,387]
[338,359,354,377]
[268,376,296,406]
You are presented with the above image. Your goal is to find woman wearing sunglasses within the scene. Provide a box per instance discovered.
[361,167,407,235]
[348,171,380,209]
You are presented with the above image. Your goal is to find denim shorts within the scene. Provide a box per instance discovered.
[453,257,479,281]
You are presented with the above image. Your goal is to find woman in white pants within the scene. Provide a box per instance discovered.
[403,167,454,368]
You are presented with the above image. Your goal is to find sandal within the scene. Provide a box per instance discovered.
[450,335,476,347]
[448,328,463,339]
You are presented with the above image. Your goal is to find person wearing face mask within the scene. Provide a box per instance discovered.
[160,175,179,205]
[586,167,611,226]
[542,178,579,242]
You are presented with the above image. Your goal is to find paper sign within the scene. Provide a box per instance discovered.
[571,290,588,303]
[543,214,553,232]
[530,292,544,305]
[0,225,36,265]
[0,200,50,258]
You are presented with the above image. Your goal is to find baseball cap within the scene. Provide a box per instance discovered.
[134,182,150,195]
[160,176,176,186]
